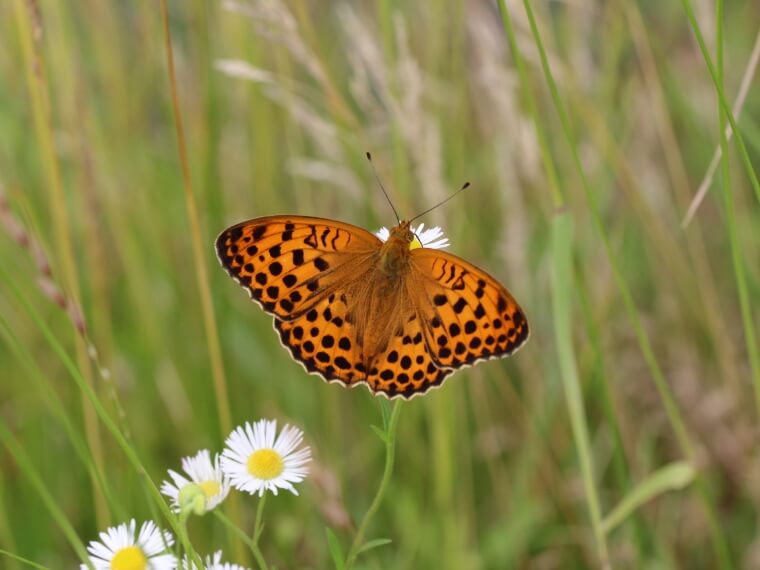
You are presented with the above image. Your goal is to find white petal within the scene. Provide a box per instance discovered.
[375,227,390,241]
[221,419,311,497]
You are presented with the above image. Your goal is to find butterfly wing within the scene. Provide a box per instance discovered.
[409,248,529,369]
[360,311,452,399]
[273,292,367,389]
[274,287,452,399]
[216,215,381,320]
[348,249,529,400]
[217,215,387,393]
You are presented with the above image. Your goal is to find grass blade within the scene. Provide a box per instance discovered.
[602,462,696,535]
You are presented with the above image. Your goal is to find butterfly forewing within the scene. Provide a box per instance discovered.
[410,248,529,369]
[216,216,380,320]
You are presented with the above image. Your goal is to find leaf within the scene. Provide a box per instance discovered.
[325,528,345,570]
[357,538,392,555]
[602,461,696,535]
[370,425,387,444]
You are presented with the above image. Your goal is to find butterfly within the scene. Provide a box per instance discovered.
[216,216,529,399]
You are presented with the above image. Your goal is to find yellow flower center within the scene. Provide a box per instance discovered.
[111,545,147,570]
[199,479,221,498]
[247,448,284,480]
[409,236,423,250]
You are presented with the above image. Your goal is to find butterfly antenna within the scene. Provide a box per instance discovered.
[409,181,470,223]
[366,152,400,224]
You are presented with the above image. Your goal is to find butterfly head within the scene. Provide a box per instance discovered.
[387,221,416,246]
[380,221,417,276]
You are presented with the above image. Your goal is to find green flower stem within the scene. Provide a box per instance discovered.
[251,494,269,570]
[214,510,259,552]
[253,493,267,542]
[178,512,203,569]
[345,400,403,569]
[214,506,268,570]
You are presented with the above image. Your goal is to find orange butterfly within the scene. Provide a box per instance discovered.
[216,215,528,399]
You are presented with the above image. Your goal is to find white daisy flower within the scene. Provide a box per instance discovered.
[181,550,251,570]
[81,519,176,570]
[161,450,231,515]
[375,222,450,250]
[220,419,311,497]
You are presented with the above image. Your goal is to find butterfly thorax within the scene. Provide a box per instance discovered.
[379,221,414,278]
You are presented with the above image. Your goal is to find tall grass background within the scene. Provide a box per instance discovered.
[1,0,759,567]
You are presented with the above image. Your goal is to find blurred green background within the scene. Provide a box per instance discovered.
[1,0,759,568]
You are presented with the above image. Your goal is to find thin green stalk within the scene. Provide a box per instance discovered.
[517,1,731,565]
[0,550,48,570]
[679,0,760,206]
[13,0,109,528]
[551,212,609,566]
[178,512,203,569]
[158,4,246,559]
[345,400,403,570]
[0,470,19,570]
[575,258,656,554]
[0,422,89,566]
[250,495,269,570]
[520,0,695,461]
[715,0,760,418]
[497,1,609,564]
[0,315,120,519]
[0,268,193,556]
[157,0,233,438]
[496,0,562,208]
[214,510,258,551]
[216,505,268,570]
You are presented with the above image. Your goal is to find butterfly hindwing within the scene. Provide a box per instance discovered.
[363,311,452,399]
[275,294,452,399]
[410,248,529,369]
[216,216,380,320]
[274,293,366,387]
